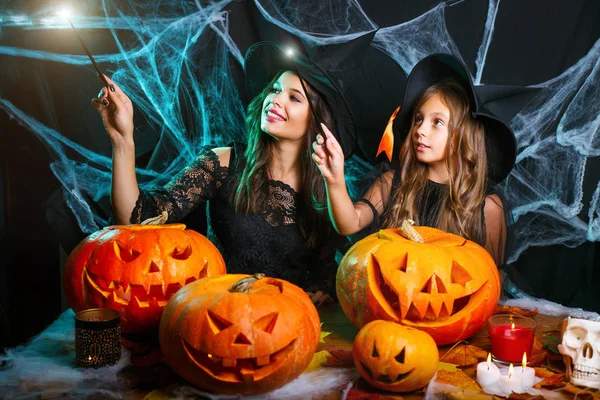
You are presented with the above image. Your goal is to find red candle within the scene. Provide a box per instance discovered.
[488,314,536,363]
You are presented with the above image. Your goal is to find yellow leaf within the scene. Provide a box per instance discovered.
[320,330,332,343]
[435,369,483,392]
[304,350,331,373]
[438,362,458,372]
[143,389,172,400]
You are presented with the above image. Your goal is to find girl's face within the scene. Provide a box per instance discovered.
[261,71,310,142]
[412,92,450,179]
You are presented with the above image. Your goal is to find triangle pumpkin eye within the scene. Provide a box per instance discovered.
[395,348,406,364]
[207,310,233,334]
[253,312,279,334]
[171,245,192,260]
[113,241,141,262]
[451,261,473,287]
[371,343,380,358]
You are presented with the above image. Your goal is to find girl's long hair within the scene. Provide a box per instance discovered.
[383,78,488,244]
[233,70,335,247]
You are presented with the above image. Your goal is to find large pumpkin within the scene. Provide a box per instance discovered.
[353,320,439,392]
[159,274,320,395]
[337,222,500,345]
[64,223,226,334]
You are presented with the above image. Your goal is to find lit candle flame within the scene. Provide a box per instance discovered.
[511,322,515,329]
[508,363,514,378]
[522,352,527,368]
[487,352,492,368]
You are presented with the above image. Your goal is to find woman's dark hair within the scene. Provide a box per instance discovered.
[233,70,335,247]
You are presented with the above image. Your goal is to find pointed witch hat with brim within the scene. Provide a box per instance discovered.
[377,53,540,185]
[245,30,403,159]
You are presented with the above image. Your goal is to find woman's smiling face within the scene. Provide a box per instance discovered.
[261,71,311,142]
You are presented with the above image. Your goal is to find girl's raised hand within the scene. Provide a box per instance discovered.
[91,75,134,146]
[311,123,345,186]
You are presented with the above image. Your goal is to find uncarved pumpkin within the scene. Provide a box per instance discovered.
[353,320,439,392]
[159,274,320,395]
[64,223,226,334]
[337,225,500,345]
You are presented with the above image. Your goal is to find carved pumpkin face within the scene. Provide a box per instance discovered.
[337,227,500,345]
[64,224,226,334]
[353,320,439,392]
[159,274,320,395]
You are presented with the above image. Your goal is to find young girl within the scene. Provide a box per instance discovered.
[91,41,367,305]
[313,53,514,265]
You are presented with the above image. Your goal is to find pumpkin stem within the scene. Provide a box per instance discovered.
[141,211,169,226]
[399,219,424,243]
[229,273,265,293]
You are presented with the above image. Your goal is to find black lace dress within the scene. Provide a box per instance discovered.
[129,142,340,294]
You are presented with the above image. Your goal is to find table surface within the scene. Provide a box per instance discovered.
[115,304,590,400]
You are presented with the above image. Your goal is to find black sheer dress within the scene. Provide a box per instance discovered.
[129,142,340,295]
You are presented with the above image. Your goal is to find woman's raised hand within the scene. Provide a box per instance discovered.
[91,75,134,146]
[311,123,345,186]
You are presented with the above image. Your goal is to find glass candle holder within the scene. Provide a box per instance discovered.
[75,308,121,368]
[488,314,536,364]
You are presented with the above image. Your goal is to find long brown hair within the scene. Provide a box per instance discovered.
[233,70,335,247]
[383,78,488,244]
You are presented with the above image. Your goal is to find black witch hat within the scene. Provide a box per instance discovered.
[245,31,391,159]
[378,53,539,185]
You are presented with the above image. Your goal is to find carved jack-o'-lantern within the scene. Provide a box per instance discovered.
[353,320,439,392]
[337,221,500,345]
[159,274,320,395]
[64,223,226,334]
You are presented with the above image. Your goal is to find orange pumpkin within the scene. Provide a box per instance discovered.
[159,274,320,395]
[64,223,226,334]
[353,320,439,392]
[337,224,500,345]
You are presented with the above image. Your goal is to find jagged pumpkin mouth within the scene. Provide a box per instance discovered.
[182,339,297,383]
[360,362,414,384]
[83,268,203,308]
[371,255,486,321]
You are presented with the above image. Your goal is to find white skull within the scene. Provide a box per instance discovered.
[558,317,600,389]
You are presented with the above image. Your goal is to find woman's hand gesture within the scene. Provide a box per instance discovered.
[91,75,134,147]
[311,123,345,187]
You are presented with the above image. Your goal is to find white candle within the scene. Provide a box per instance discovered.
[518,352,536,388]
[499,363,524,393]
[477,353,501,387]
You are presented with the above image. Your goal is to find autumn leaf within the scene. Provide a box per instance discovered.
[439,344,488,366]
[346,386,405,400]
[304,350,331,373]
[533,372,566,390]
[563,383,600,399]
[434,369,483,392]
[493,305,538,317]
[507,393,546,400]
[527,339,550,367]
[143,390,171,400]
[324,348,354,368]
[319,322,332,343]
[438,362,458,372]
[533,366,558,378]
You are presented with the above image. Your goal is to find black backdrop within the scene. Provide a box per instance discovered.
[1,0,599,349]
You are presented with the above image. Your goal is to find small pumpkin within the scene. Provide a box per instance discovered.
[64,220,226,334]
[337,220,500,345]
[353,320,439,392]
[159,274,320,395]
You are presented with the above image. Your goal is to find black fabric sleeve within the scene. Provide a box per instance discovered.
[130,146,228,224]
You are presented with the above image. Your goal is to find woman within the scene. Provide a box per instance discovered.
[91,41,367,304]
[313,53,515,265]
